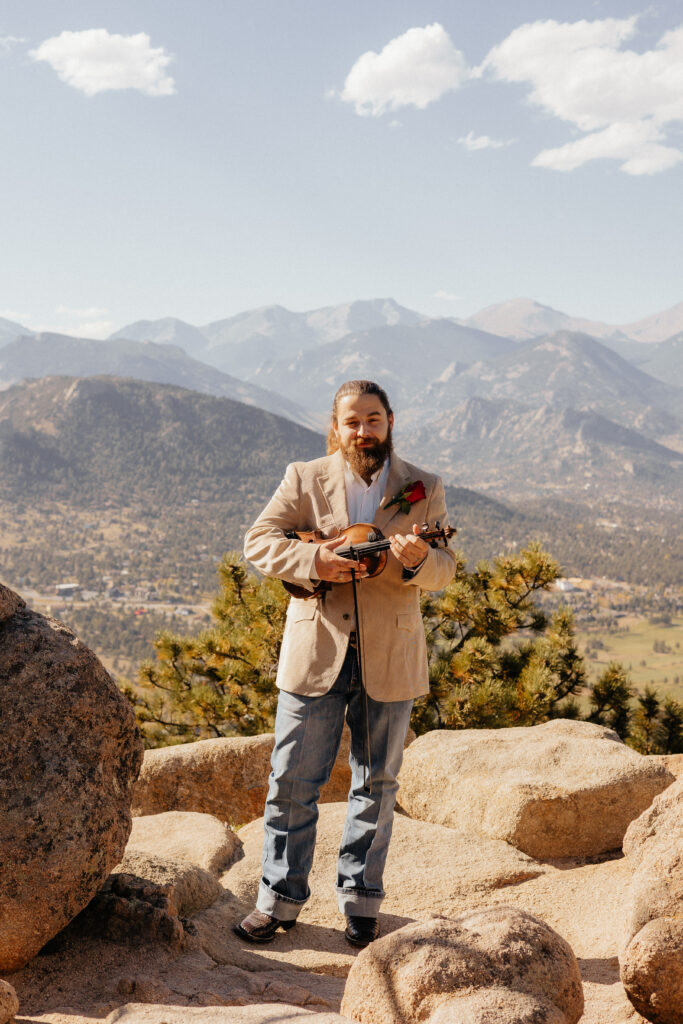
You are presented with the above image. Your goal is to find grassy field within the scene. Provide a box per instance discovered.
[577,614,683,701]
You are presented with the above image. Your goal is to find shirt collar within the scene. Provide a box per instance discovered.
[343,456,390,489]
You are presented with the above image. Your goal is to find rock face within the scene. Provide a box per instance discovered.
[132,725,413,826]
[131,734,276,827]
[620,777,683,1024]
[398,719,674,859]
[0,584,144,972]
[340,906,584,1024]
[0,582,24,622]
[110,810,243,920]
[125,810,242,875]
[650,752,683,780]
[0,979,19,1024]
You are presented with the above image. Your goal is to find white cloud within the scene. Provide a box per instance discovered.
[434,291,462,302]
[533,120,682,175]
[339,23,468,116]
[0,308,32,322]
[32,319,114,339]
[458,130,513,151]
[30,29,175,97]
[481,17,683,174]
[56,304,109,318]
[69,320,114,339]
[0,35,25,52]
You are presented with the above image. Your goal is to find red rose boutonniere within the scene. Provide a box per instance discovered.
[385,480,427,515]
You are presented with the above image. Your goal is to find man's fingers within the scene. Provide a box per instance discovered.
[390,532,428,568]
[321,534,347,550]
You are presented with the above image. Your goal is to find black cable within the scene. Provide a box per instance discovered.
[349,548,372,794]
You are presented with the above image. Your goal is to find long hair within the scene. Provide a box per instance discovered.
[326,380,393,454]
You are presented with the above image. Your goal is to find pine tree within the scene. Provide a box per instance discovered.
[586,662,633,739]
[411,543,586,733]
[126,553,287,745]
[660,697,683,754]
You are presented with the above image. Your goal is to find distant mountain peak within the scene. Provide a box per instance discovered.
[460,298,638,345]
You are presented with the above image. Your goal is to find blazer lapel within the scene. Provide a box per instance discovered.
[318,450,350,529]
[373,455,414,533]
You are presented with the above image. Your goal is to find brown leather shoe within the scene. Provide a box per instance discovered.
[344,915,380,948]
[233,909,297,943]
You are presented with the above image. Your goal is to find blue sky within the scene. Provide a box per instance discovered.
[1,1,682,337]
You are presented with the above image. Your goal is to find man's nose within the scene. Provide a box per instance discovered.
[357,423,369,436]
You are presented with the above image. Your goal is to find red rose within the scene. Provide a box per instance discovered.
[404,481,426,504]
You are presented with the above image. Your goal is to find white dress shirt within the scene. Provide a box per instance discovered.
[309,455,424,588]
[343,456,391,524]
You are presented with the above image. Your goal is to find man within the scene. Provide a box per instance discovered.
[235,379,456,947]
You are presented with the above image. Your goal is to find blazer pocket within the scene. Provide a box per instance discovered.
[288,600,318,622]
[396,612,419,632]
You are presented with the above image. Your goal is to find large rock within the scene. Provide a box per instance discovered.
[650,752,683,780]
[105,810,244,920]
[398,719,673,859]
[113,851,222,918]
[0,979,19,1024]
[125,811,242,874]
[0,584,143,972]
[620,777,683,1023]
[340,906,584,1024]
[131,735,275,827]
[132,727,414,827]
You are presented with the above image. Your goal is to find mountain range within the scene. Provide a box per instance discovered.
[2,296,682,509]
[1,376,679,593]
[0,333,321,430]
[403,396,683,505]
[0,375,324,507]
[458,297,683,345]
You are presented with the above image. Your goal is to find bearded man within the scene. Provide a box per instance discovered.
[235,379,457,948]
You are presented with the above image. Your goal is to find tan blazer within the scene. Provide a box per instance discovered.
[244,450,457,701]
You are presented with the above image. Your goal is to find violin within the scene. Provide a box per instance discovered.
[282,521,456,600]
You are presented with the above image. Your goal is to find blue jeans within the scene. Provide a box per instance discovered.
[256,641,414,919]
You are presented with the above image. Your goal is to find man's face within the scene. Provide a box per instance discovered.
[333,393,393,479]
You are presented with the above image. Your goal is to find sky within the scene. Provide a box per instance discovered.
[1,0,682,338]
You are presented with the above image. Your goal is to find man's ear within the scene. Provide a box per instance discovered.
[389,412,394,430]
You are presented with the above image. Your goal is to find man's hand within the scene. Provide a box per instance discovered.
[390,524,429,570]
[313,536,369,583]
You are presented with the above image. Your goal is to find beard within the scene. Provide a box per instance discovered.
[341,427,393,480]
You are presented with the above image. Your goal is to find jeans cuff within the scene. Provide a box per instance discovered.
[335,886,385,916]
[256,880,307,921]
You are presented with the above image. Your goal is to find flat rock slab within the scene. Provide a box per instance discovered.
[0,585,143,971]
[224,801,546,928]
[11,838,644,1024]
[125,811,242,875]
[105,1004,352,1023]
[398,719,674,859]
